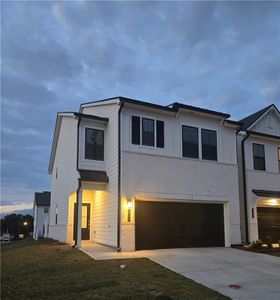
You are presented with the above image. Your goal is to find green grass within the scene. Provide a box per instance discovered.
[267,251,280,257]
[1,238,230,300]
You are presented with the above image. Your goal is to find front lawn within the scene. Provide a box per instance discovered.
[1,238,229,300]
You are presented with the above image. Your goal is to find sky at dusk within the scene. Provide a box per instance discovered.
[1,1,280,214]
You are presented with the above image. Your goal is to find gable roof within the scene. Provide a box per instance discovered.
[239,104,279,130]
[34,191,51,207]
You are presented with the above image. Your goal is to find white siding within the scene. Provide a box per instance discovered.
[120,106,241,251]
[244,137,280,173]
[122,108,237,164]
[250,110,280,136]
[81,103,119,247]
[49,116,79,243]
[33,206,50,240]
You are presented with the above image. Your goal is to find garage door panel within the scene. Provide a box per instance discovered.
[135,201,225,250]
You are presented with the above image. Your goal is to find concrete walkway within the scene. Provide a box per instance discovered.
[81,243,280,300]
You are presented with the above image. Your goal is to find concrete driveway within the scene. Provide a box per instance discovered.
[145,248,280,300]
[81,243,280,300]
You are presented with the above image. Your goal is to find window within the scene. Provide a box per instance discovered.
[85,128,104,161]
[131,116,164,148]
[131,116,140,145]
[278,148,280,172]
[253,143,265,171]
[142,118,155,146]
[44,207,49,214]
[156,120,164,148]
[201,129,217,161]
[182,126,199,158]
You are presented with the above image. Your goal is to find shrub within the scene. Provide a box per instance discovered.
[250,240,263,249]
[262,236,273,248]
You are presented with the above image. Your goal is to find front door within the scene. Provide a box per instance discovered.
[73,203,91,240]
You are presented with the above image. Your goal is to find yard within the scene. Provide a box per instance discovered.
[1,238,229,300]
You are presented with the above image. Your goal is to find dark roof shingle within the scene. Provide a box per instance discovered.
[34,191,51,207]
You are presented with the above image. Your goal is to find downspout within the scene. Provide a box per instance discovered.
[241,131,250,244]
[73,115,82,247]
[117,100,124,251]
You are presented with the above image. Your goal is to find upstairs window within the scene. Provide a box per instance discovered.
[44,208,49,214]
[201,129,217,161]
[131,116,164,148]
[253,143,265,171]
[85,128,104,161]
[182,126,199,158]
[142,118,155,146]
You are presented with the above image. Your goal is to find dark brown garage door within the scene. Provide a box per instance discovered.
[257,207,280,243]
[135,201,225,250]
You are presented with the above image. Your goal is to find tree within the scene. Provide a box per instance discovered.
[0,214,33,239]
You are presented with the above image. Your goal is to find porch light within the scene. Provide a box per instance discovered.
[23,221,28,226]
[269,199,278,206]
[127,199,133,223]
[127,199,133,209]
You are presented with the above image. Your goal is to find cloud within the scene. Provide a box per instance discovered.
[1,1,280,208]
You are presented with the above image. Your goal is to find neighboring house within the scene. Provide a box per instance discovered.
[33,191,51,240]
[237,104,280,244]
[48,96,243,251]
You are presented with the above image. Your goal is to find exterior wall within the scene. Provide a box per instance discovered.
[246,170,280,241]
[120,106,241,251]
[244,136,279,173]
[240,106,280,243]
[122,107,237,164]
[81,103,119,247]
[33,206,50,240]
[250,109,280,136]
[49,116,79,243]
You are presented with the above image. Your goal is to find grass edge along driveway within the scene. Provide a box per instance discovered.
[1,238,230,300]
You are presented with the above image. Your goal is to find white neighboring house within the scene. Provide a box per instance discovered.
[33,191,51,240]
[237,104,280,244]
[48,96,242,251]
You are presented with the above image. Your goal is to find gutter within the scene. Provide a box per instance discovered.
[241,131,250,244]
[117,100,124,251]
[73,115,82,247]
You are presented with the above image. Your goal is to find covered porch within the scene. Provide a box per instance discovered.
[66,170,111,247]
[251,189,280,243]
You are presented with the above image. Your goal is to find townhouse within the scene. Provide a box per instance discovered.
[48,97,246,251]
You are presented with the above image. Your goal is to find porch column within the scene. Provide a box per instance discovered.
[76,188,83,247]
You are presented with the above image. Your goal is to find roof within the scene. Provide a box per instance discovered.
[247,130,280,141]
[34,191,51,207]
[170,102,230,118]
[81,96,232,119]
[78,170,109,183]
[73,113,109,122]
[252,189,280,198]
[239,104,278,130]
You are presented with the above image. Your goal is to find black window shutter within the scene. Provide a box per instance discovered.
[156,120,164,148]
[131,116,140,145]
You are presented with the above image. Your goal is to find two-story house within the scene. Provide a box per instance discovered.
[33,191,51,240]
[237,104,280,244]
[48,97,243,251]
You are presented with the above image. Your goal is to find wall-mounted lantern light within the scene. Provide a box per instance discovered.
[127,199,133,222]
